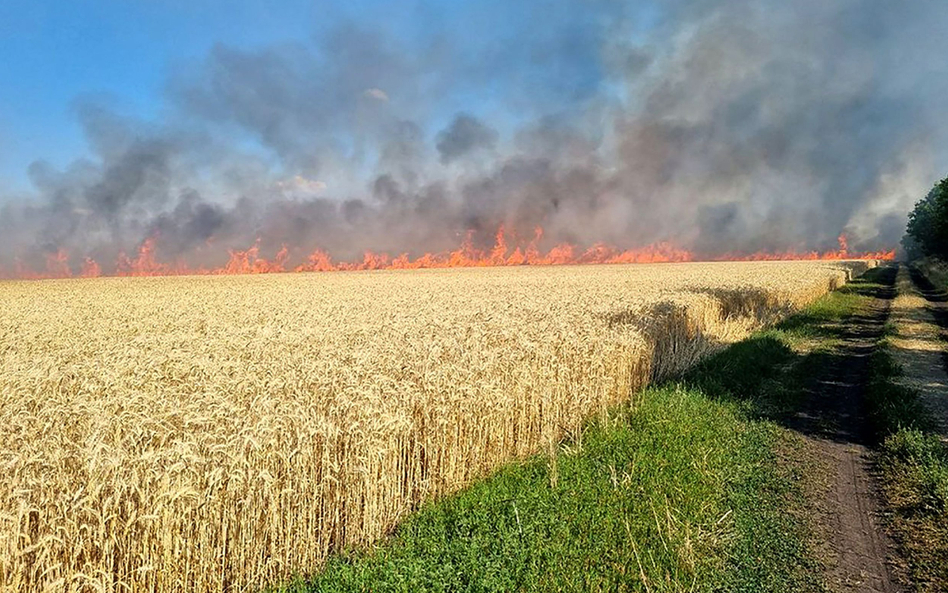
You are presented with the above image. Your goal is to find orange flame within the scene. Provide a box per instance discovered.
[116,237,166,277]
[718,234,894,262]
[45,249,71,279]
[220,242,289,275]
[80,257,102,278]
[0,229,896,280]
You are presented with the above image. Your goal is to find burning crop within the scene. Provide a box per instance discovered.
[0,227,894,280]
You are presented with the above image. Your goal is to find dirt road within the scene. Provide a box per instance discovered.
[790,265,902,592]
[896,266,948,436]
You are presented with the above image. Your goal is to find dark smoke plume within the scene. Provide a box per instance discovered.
[436,115,498,164]
[2,0,946,274]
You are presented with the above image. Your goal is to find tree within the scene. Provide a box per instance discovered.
[904,178,948,260]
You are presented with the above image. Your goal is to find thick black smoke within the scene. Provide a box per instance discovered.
[2,0,946,274]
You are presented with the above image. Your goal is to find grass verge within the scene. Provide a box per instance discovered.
[867,346,948,590]
[281,271,888,593]
[915,257,948,290]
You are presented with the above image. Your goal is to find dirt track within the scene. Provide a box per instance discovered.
[791,265,902,592]
[898,265,948,436]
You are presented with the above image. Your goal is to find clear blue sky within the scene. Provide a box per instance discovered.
[0,1,337,190]
[0,0,636,194]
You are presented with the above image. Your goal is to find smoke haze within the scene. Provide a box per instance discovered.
[2,0,946,273]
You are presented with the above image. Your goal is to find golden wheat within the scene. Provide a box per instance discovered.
[0,260,875,592]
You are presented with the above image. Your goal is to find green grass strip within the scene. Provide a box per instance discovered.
[866,346,948,590]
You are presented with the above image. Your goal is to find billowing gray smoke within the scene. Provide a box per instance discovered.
[2,0,946,274]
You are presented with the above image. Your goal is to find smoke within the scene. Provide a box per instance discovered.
[436,115,498,164]
[3,0,946,273]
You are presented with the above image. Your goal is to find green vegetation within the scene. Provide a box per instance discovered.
[904,177,948,260]
[897,176,948,587]
[285,273,890,593]
[288,389,794,593]
[915,257,948,291]
[866,347,948,590]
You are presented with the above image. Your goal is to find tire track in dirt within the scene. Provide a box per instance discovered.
[903,265,948,435]
[789,265,903,593]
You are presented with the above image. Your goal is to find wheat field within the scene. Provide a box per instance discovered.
[0,260,876,592]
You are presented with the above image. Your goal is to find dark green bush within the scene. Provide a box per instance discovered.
[904,177,948,259]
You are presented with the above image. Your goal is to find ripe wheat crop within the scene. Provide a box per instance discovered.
[0,260,876,592]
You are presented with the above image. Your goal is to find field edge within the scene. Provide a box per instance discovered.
[283,268,895,592]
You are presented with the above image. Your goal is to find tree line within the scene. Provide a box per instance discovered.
[904,178,948,260]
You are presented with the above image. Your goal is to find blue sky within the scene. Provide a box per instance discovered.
[0,1,324,190]
[0,0,634,194]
